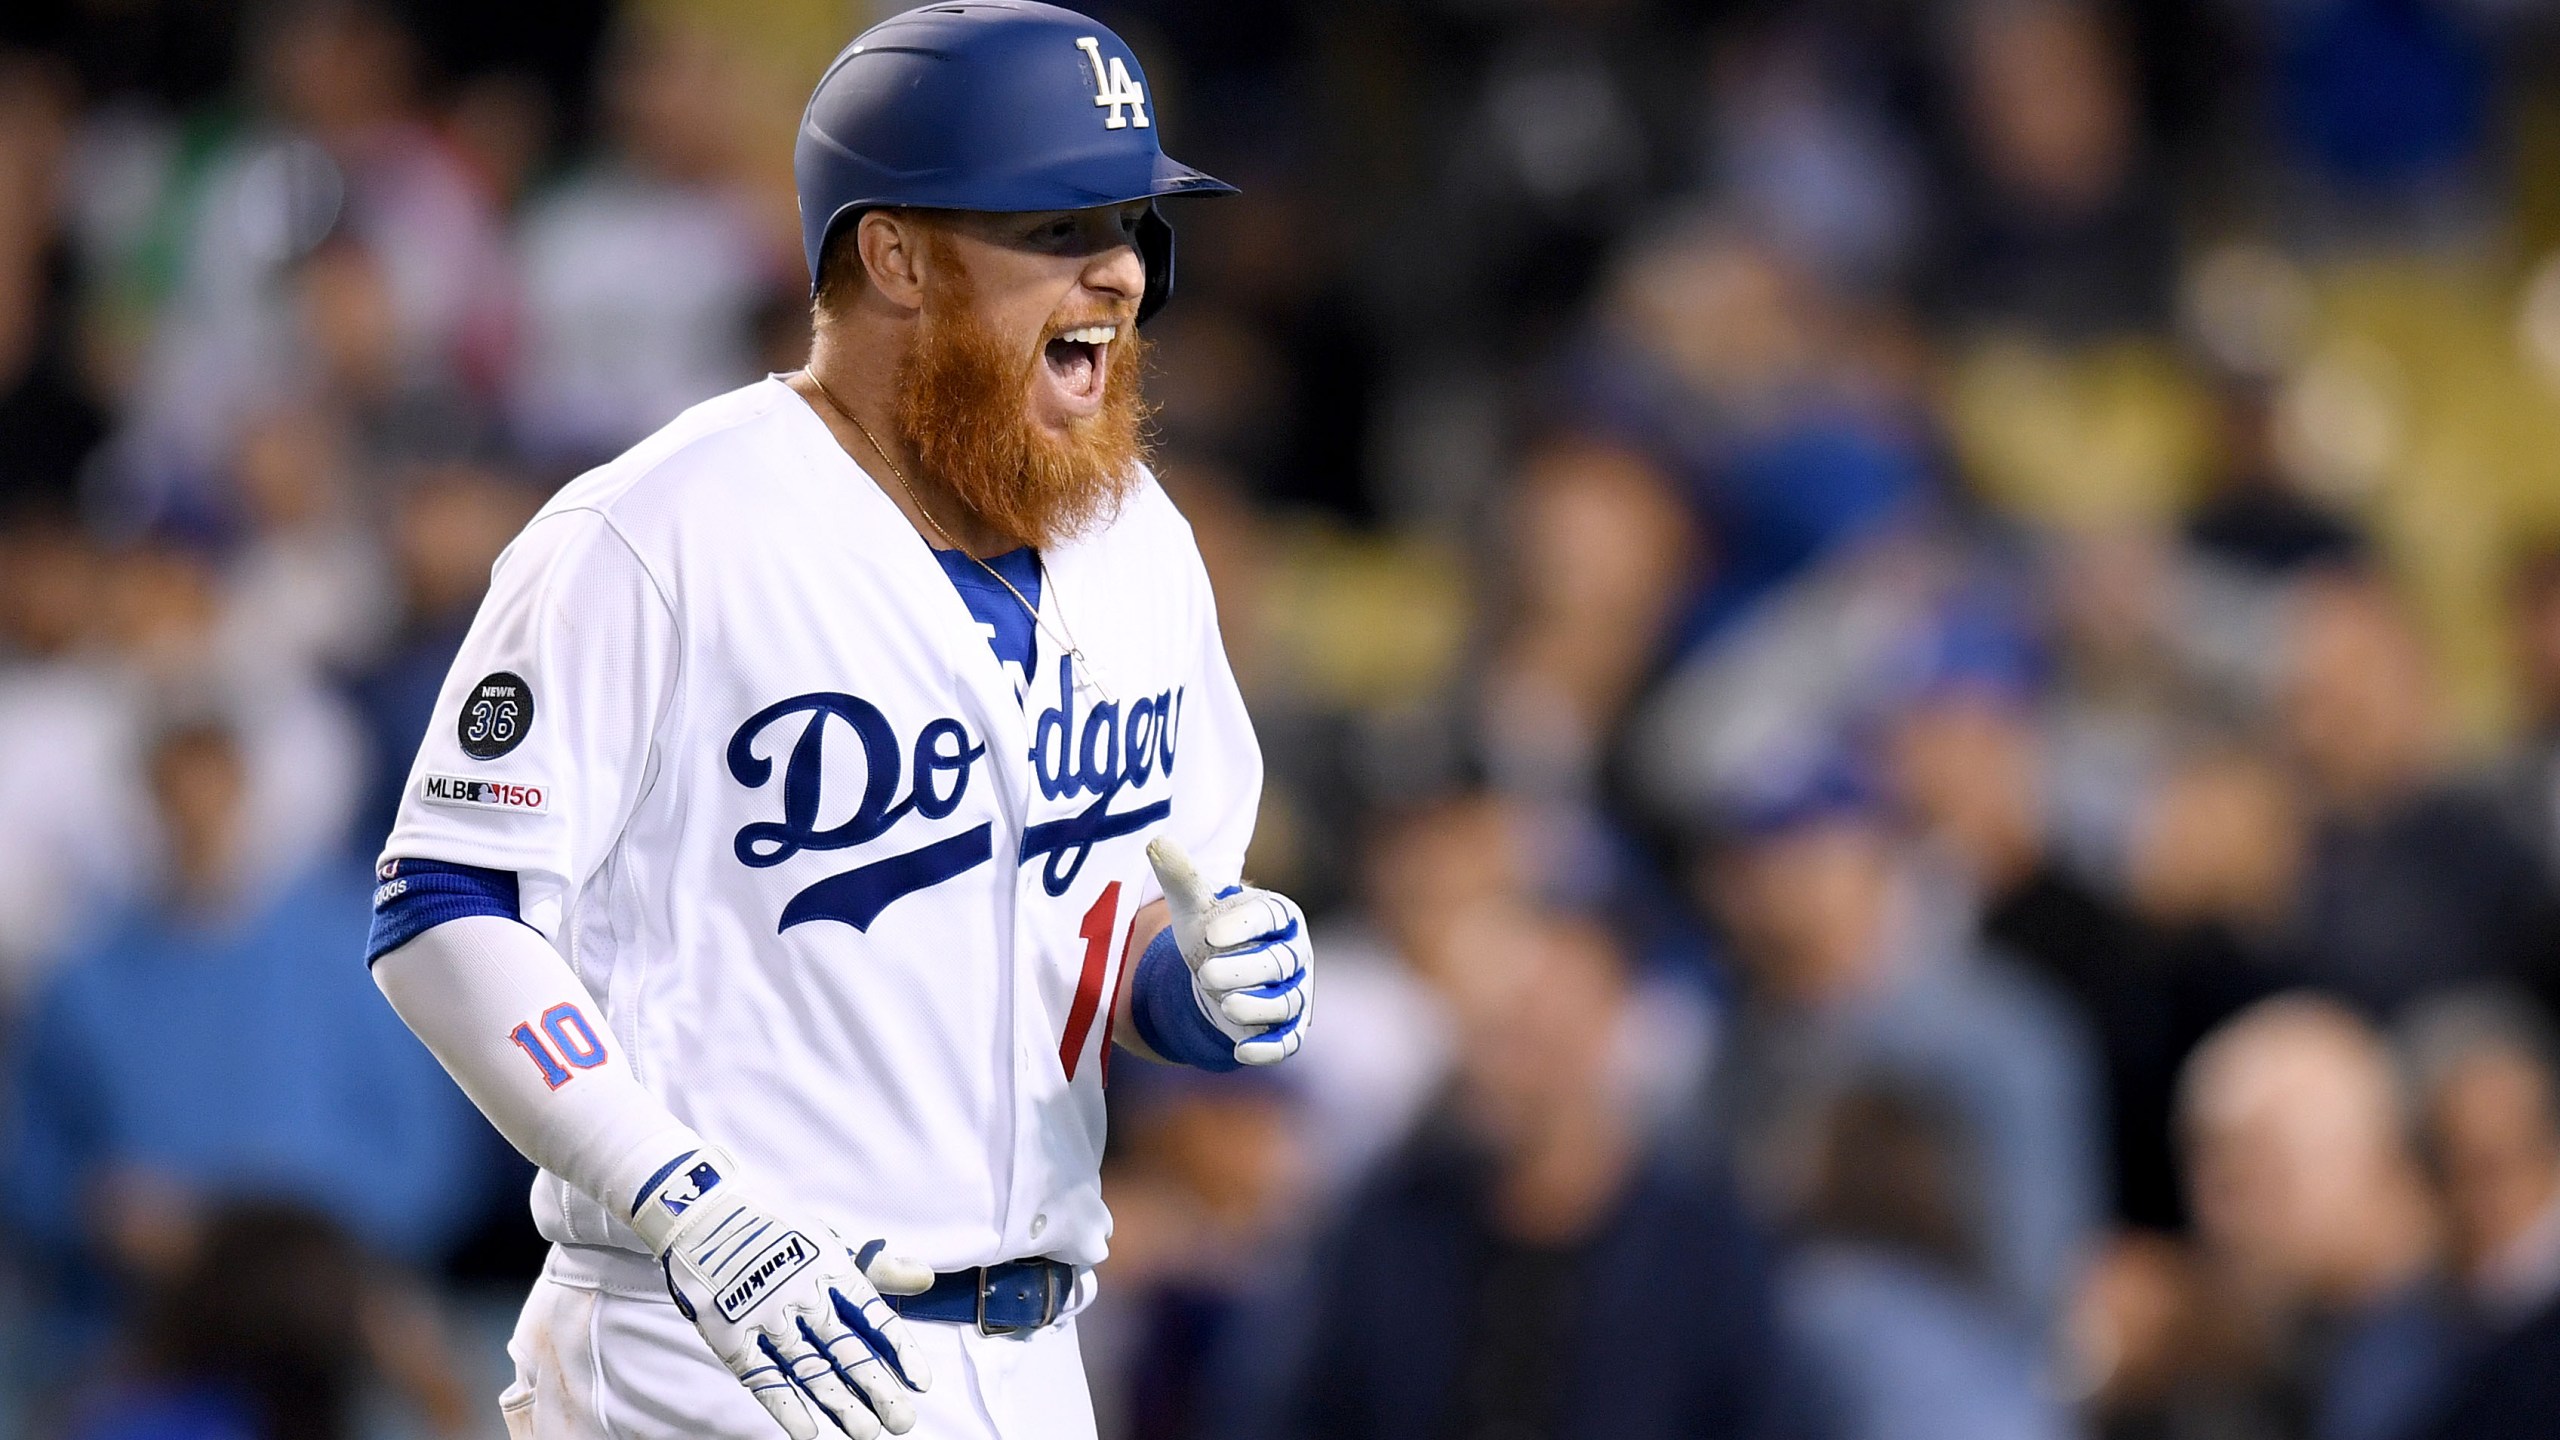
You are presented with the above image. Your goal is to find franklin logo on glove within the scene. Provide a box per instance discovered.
[719,1232,818,1322]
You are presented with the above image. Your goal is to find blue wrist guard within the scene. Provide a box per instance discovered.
[1128,924,1240,1072]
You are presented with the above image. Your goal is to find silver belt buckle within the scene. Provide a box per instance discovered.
[973,1261,1060,1336]
[973,1266,1015,1337]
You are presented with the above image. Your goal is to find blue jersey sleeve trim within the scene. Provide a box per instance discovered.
[367,859,523,965]
[1128,924,1241,1073]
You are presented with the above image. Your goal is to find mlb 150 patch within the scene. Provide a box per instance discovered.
[421,775,548,813]
[459,672,535,759]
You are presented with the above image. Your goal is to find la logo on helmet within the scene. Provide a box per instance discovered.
[1075,37,1149,129]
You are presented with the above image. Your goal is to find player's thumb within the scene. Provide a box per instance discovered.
[1146,836,1213,955]
[860,1249,935,1298]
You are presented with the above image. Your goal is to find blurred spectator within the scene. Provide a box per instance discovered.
[1088,1070,1310,1440]
[4,718,484,1333]
[1572,217,1933,650]
[99,541,369,888]
[0,509,143,999]
[1131,451,1476,909]
[1136,309,1294,503]
[65,1201,367,1440]
[1261,906,1793,1440]
[1701,21,1922,295]
[1,519,374,1005]
[2069,1230,2237,1439]
[2181,379,2369,578]
[1927,0,2174,341]
[1374,791,1707,1120]
[2398,988,2560,1439]
[1249,800,1477,1202]
[1146,180,1385,521]
[1368,0,1697,361]
[1782,1083,2078,1440]
[1698,771,2102,1328]
[2172,994,2465,1440]
[2278,572,2554,1014]
[2500,544,2560,888]
[441,70,557,218]
[2106,745,2316,1223]
[507,12,783,464]
[1886,677,2260,1229]
[343,462,537,847]
[63,1202,472,1440]
[2401,990,2560,1318]
[103,0,508,524]
[2035,527,2282,880]
[2262,0,2499,241]
[1479,438,1696,799]
[288,232,487,476]
[1924,0,2214,533]
[1632,528,2000,837]
[0,54,108,515]
[214,406,394,677]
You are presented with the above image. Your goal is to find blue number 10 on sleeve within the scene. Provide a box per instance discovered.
[510,1002,610,1089]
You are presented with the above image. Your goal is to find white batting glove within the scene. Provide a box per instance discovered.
[630,1148,933,1440]
[1146,837,1313,1065]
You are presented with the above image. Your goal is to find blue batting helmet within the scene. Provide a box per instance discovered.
[795,0,1236,325]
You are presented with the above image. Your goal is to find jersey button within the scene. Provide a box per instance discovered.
[1030,1213,1048,1238]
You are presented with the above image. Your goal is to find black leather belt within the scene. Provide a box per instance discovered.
[883,1258,1074,1335]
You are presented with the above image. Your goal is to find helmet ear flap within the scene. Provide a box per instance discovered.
[809,204,867,300]
[1135,206,1176,327]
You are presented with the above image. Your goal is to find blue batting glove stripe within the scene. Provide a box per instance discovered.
[1242,969,1307,999]
[836,1289,917,1387]
[1246,1012,1305,1046]
[1233,916,1301,948]
[746,1341,795,1388]
[706,1218,778,1275]
[685,1206,755,1265]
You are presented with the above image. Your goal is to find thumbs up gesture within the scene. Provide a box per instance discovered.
[1146,837,1312,1066]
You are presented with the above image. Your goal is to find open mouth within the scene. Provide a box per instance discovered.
[1039,324,1117,412]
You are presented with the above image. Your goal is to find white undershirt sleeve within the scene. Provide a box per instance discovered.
[372,914,703,1227]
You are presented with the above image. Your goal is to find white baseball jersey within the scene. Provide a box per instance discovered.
[382,377,1261,1284]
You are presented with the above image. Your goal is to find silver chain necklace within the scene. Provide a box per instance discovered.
[800,369,1118,705]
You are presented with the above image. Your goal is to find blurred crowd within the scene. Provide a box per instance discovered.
[6,1,2560,1439]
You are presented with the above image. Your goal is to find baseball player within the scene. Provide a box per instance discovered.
[363,6,1310,1439]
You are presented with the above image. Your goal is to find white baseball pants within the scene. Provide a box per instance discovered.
[497,1252,1100,1440]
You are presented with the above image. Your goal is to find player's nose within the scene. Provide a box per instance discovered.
[1080,240,1145,313]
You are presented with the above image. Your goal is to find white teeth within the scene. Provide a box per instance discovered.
[1059,325,1116,345]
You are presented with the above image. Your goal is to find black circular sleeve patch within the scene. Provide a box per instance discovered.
[457,671,535,760]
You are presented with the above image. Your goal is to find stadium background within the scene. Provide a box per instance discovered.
[6,0,2560,1436]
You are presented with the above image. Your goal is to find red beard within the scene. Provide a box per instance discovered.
[892,252,1151,550]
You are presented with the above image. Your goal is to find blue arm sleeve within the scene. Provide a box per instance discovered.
[366,859,521,964]
[1128,925,1241,1073]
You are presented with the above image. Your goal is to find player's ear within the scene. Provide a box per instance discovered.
[857,210,929,314]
